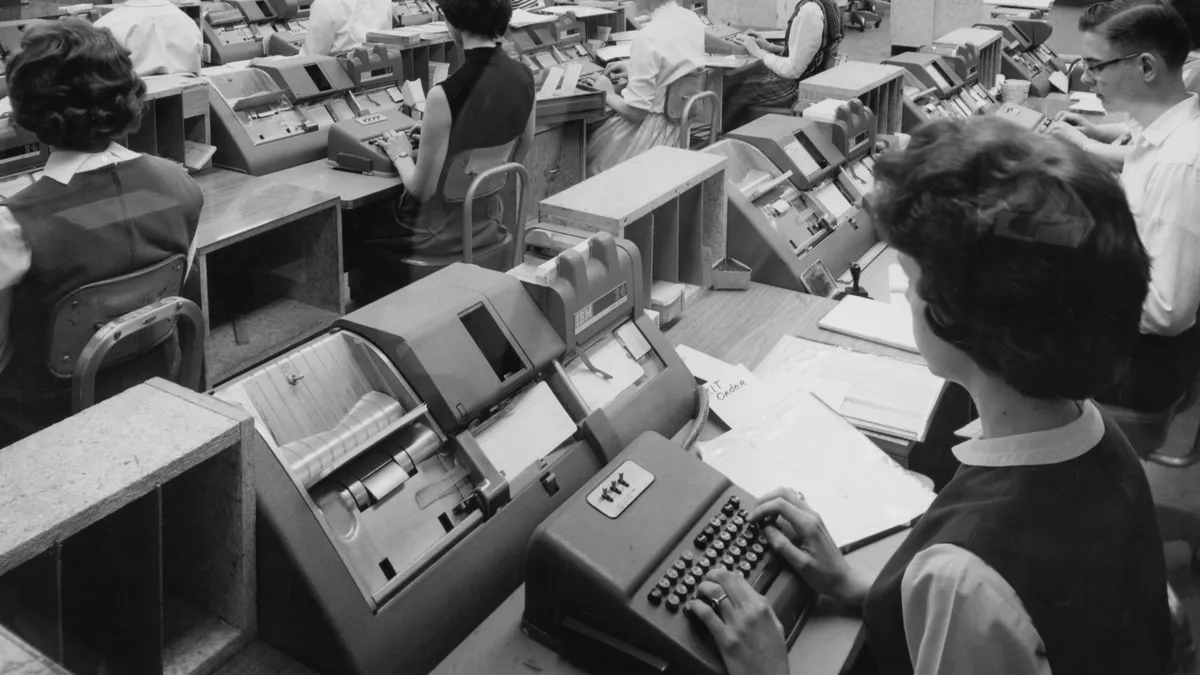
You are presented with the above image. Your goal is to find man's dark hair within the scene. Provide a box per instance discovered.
[436,0,513,39]
[8,19,145,152]
[869,116,1151,400]
[1079,0,1191,71]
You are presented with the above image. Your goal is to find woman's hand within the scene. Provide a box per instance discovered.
[687,569,790,675]
[752,488,873,606]
[593,75,616,94]
[732,33,766,58]
[604,61,629,81]
[378,129,414,162]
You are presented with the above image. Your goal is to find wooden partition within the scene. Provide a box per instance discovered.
[0,381,256,675]
[539,146,727,314]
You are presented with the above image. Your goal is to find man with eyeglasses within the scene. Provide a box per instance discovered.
[1053,0,1200,413]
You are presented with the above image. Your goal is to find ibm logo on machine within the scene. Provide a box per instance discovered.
[574,283,628,331]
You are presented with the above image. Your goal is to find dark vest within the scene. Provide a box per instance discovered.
[1,154,202,409]
[862,410,1171,675]
[783,0,844,80]
[383,45,535,257]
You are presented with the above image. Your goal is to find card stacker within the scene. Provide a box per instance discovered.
[524,432,814,675]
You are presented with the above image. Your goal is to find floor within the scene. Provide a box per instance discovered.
[833,3,1200,665]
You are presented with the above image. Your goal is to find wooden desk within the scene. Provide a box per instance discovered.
[266,161,403,210]
[1026,93,1130,126]
[193,169,343,385]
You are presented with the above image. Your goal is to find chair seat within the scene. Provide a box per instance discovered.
[1102,403,1176,458]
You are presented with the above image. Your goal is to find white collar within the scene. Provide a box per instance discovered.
[1133,94,1200,148]
[42,143,141,185]
[951,401,1104,467]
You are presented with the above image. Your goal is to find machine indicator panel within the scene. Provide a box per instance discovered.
[587,460,654,518]
[355,113,387,125]
[575,282,629,333]
[783,138,821,177]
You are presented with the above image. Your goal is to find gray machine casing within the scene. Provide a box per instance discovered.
[974,20,1055,97]
[517,230,698,460]
[210,55,378,175]
[716,115,876,294]
[246,263,697,675]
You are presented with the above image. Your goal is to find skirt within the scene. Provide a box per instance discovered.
[586,112,683,178]
[723,71,801,131]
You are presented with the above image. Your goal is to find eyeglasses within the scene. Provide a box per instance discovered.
[1080,52,1141,74]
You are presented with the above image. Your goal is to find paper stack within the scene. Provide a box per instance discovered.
[366,28,422,46]
[818,294,919,353]
[754,336,945,441]
[676,347,935,551]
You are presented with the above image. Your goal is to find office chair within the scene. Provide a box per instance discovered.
[844,0,882,31]
[1101,384,1200,574]
[0,254,204,442]
[666,70,721,150]
[367,143,530,292]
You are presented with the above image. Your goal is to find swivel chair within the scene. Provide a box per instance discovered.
[0,254,205,443]
[844,0,882,32]
[361,143,530,295]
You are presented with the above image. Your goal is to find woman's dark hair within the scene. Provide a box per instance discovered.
[7,19,146,152]
[436,0,512,38]
[1079,0,1191,70]
[869,116,1151,400]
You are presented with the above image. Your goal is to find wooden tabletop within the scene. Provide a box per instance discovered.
[265,160,404,211]
[668,283,924,368]
[192,169,341,255]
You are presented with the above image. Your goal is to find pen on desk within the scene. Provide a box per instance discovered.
[838,518,917,556]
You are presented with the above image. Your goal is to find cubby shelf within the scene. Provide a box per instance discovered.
[0,380,256,675]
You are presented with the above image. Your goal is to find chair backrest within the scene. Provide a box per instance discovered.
[47,254,187,379]
[442,140,519,204]
[665,70,711,123]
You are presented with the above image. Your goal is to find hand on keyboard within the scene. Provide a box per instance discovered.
[686,569,790,675]
[750,488,872,606]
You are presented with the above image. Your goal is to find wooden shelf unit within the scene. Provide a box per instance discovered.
[538,146,728,304]
[797,63,908,135]
[0,380,256,675]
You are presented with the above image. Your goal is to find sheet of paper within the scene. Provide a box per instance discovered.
[595,43,632,62]
[539,67,565,98]
[615,321,652,360]
[699,388,935,550]
[676,344,744,383]
[476,381,577,479]
[705,54,745,69]
[760,370,849,411]
[539,4,612,16]
[703,364,779,430]
[754,336,944,441]
[818,294,919,353]
[567,338,644,412]
[1049,71,1069,94]
[559,62,583,95]
[510,8,558,27]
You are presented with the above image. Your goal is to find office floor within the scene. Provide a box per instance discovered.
[833,6,1200,666]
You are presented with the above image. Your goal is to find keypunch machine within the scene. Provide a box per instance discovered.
[214,233,701,675]
[704,113,879,296]
[524,432,814,675]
